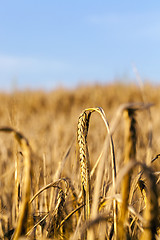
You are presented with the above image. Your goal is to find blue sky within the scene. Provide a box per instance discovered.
[0,1,160,91]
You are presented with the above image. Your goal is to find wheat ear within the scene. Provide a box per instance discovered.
[77,110,91,222]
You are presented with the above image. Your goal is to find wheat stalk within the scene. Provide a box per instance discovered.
[77,107,117,239]
[118,108,137,239]
[139,165,158,240]
[47,187,66,238]
[114,156,158,240]
[0,127,31,240]
[49,139,74,211]
[30,178,68,203]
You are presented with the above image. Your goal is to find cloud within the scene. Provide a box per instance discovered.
[0,55,71,73]
[0,55,73,90]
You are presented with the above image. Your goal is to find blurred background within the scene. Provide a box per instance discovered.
[0,0,160,91]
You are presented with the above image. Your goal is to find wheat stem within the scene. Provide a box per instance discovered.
[0,127,31,240]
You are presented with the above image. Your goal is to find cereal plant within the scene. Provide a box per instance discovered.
[0,84,160,239]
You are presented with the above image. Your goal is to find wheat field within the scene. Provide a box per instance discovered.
[0,83,160,239]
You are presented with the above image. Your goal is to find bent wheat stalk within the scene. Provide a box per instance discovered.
[30,178,69,204]
[77,107,117,239]
[0,127,31,240]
